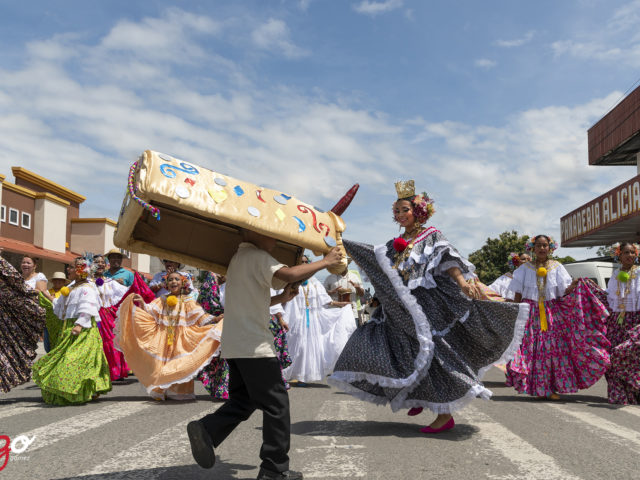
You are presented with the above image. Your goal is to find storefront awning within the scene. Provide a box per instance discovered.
[561,175,640,247]
[0,237,80,264]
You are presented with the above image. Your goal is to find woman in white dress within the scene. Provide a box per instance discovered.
[21,255,52,299]
[283,256,353,384]
[21,255,53,350]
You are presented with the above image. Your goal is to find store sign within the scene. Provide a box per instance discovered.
[561,175,640,244]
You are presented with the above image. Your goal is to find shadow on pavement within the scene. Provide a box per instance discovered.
[291,419,477,441]
[481,381,509,389]
[289,382,330,389]
[54,461,256,480]
[489,392,610,405]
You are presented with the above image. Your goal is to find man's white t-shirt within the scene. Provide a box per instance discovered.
[220,242,287,358]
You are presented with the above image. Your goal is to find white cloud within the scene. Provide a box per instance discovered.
[494,30,535,48]
[474,58,497,69]
[353,0,403,16]
[408,92,635,255]
[251,18,310,59]
[551,39,640,65]
[0,7,633,263]
[552,0,640,67]
[609,0,640,31]
[0,10,399,220]
[100,8,220,62]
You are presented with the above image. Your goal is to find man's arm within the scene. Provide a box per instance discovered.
[274,248,343,284]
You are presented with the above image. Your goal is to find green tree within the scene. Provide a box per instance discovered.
[468,231,529,284]
[554,255,576,264]
[594,245,611,257]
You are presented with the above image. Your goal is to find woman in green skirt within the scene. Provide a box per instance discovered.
[32,256,111,405]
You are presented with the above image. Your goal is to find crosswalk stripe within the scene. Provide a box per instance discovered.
[296,399,367,478]
[80,407,220,479]
[0,402,53,421]
[617,405,640,420]
[20,401,151,452]
[549,404,640,453]
[462,405,582,480]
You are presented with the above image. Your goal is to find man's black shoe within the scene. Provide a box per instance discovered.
[186,421,215,469]
[256,468,303,480]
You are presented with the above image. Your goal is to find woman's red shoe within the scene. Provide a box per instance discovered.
[420,417,455,433]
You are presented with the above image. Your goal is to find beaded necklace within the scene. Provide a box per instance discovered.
[616,265,638,325]
[302,282,311,328]
[393,227,426,269]
[163,294,183,346]
[535,260,549,331]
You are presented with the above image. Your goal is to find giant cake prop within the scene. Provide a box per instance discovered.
[114,150,358,274]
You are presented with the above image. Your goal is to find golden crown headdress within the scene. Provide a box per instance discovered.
[395,180,415,199]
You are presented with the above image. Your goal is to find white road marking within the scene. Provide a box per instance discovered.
[461,405,582,480]
[20,401,151,452]
[298,399,367,478]
[549,403,640,453]
[0,402,54,421]
[79,410,216,479]
[617,405,640,420]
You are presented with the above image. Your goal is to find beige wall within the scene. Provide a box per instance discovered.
[71,221,112,255]
[41,259,69,288]
[131,253,151,273]
[33,196,68,252]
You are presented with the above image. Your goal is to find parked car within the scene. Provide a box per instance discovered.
[563,261,615,289]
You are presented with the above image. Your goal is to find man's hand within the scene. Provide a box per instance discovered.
[281,284,299,302]
[323,248,344,269]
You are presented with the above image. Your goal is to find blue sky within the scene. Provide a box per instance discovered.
[1,0,640,260]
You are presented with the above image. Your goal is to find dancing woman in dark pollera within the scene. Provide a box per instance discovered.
[328,180,529,433]
[0,256,45,393]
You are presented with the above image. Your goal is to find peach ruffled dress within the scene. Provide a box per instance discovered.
[116,294,223,400]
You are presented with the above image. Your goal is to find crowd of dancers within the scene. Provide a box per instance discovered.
[1,179,640,480]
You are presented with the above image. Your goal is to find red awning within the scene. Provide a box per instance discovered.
[0,237,80,264]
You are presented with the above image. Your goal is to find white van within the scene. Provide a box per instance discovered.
[563,262,615,289]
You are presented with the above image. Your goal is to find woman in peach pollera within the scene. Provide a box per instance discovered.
[116,272,223,400]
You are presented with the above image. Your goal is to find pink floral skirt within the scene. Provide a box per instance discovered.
[605,310,640,404]
[506,279,610,396]
[99,308,130,381]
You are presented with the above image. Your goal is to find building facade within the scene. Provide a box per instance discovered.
[0,167,150,283]
[561,85,640,247]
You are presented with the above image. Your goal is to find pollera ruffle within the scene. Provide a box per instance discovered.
[329,235,528,414]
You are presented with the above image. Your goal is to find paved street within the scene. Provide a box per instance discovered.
[1,360,640,480]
